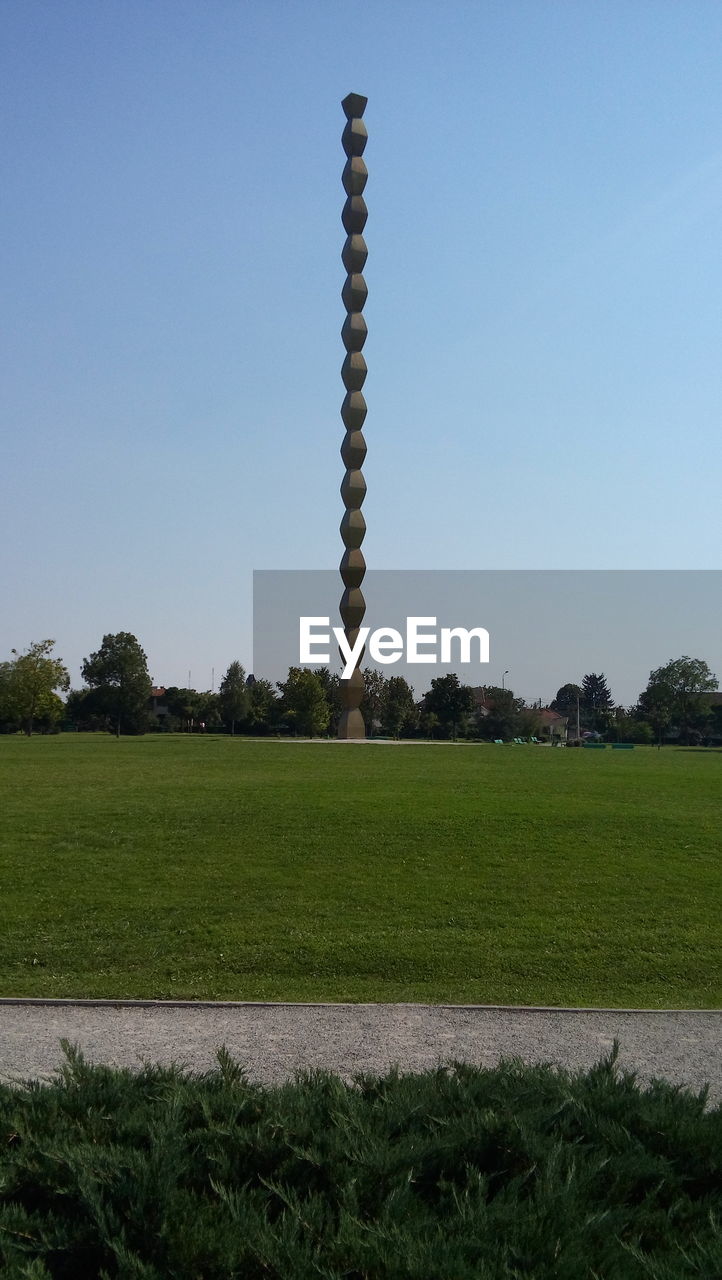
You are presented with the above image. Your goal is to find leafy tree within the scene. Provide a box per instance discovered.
[34,691,66,733]
[360,668,387,736]
[218,662,249,735]
[635,687,674,746]
[423,674,474,740]
[706,703,722,744]
[607,709,654,745]
[277,668,330,737]
[419,708,439,740]
[0,663,17,732]
[4,640,70,736]
[65,687,109,732]
[196,691,220,730]
[550,683,582,723]
[315,667,342,734]
[382,676,417,738]
[639,656,717,745]
[81,633,151,737]
[581,673,614,731]
[477,686,525,741]
[246,678,279,734]
[164,686,202,732]
[518,705,543,740]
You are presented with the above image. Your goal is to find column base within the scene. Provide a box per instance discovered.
[337,708,366,739]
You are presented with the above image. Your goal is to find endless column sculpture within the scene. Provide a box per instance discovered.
[338,92,369,739]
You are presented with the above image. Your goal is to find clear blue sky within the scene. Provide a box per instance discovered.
[3,0,722,698]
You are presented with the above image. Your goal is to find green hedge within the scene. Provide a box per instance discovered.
[0,1043,720,1278]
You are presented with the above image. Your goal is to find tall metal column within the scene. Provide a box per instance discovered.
[338,92,368,739]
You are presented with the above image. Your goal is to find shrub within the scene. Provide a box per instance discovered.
[0,1043,720,1278]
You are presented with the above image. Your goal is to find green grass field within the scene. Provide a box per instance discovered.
[0,735,719,1007]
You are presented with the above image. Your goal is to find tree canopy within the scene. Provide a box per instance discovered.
[218,662,249,735]
[277,668,330,737]
[246,678,279,734]
[1,641,69,735]
[639,656,717,744]
[81,633,151,736]
[315,668,342,735]
[382,676,417,738]
[477,685,526,741]
[550,683,582,722]
[581,673,614,731]
[360,668,387,736]
[424,674,474,740]
[164,687,202,732]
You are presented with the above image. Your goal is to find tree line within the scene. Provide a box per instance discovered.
[0,634,719,744]
[548,662,720,745]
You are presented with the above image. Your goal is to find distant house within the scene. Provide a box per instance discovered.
[536,708,568,742]
[469,687,489,716]
[149,687,169,722]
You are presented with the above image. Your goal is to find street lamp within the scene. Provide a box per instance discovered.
[502,670,509,691]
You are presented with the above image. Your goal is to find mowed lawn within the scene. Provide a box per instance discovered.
[0,735,719,1007]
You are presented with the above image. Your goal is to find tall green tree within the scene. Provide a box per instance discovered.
[550,683,582,723]
[635,687,674,746]
[581,673,614,731]
[706,702,722,744]
[4,640,70,736]
[65,687,108,732]
[218,662,249,735]
[608,708,654,745]
[360,668,387,736]
[419,709,439,739]
[423,673,474,740]
[382,676,417,738]
[196,691,220,729]
[0,662,17,731]
[477,686,525,741]
[164,686,202,732]
[81,633,151,737]
[246,678,279,734]
[315,667,342,734]
[639,656,717,745]
[277,668,329,737]
[518,705,544,740]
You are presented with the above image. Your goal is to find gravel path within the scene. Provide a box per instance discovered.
[0,1001,719,1104]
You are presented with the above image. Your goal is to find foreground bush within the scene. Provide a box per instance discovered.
[0,1044,719,1279]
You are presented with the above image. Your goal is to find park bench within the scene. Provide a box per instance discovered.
[612,743,635,749]
[583,742,606,749]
